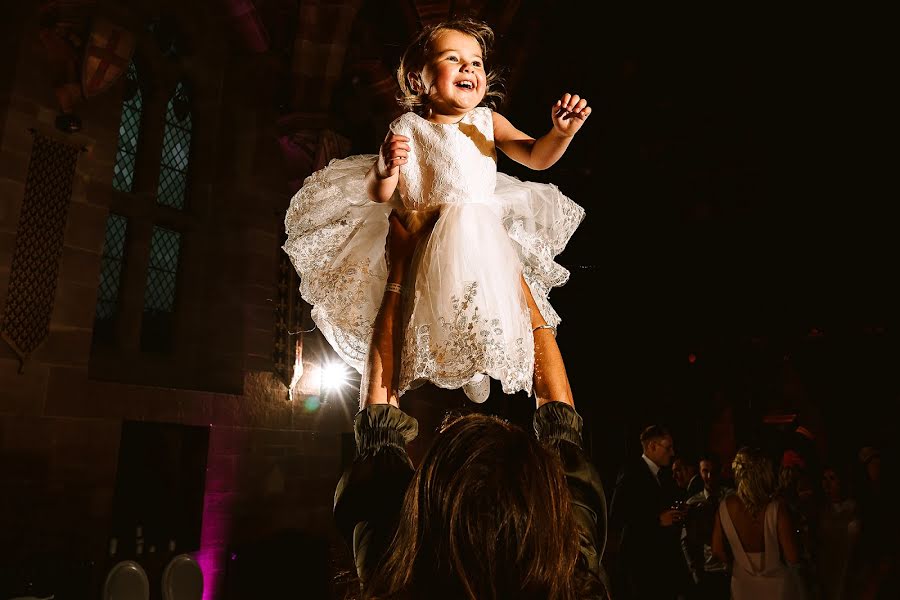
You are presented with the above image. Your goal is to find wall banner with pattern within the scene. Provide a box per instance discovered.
[1,131,81,369]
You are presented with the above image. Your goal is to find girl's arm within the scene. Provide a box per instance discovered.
[493,93,590,171]
[366,132,410,202]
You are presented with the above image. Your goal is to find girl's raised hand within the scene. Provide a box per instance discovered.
[551,93,591,137]
[376,133,411,178]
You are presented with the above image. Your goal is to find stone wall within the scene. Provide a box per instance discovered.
[0,3,352,598]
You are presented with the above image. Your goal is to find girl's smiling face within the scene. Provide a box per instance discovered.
[416,29,487,122]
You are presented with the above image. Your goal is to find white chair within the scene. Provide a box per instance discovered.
[102,560,149,600]
[161,554,203,600]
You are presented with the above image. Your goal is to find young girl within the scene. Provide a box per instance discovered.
[283,16,590,404]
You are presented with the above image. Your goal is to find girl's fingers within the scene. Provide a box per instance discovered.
[555,94,590,117]
[383,140,410,152]
[382,141,410,165]
[556,93,589,109]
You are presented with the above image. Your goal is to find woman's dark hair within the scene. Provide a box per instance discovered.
[396,16,506,113]
[362,412,602,599]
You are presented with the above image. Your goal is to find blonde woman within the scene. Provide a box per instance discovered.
[712,447,806,599]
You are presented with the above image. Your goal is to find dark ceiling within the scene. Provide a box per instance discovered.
[492,7,892,336]
[507,7,895,451]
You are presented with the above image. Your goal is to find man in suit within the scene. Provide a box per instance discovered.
[610,425,691,600]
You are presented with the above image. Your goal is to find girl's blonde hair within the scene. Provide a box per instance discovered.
[732,447,776,517]
[396,16,505,114]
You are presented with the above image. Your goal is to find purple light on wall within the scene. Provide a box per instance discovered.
[193,546,224,600]
[194,428,245,600]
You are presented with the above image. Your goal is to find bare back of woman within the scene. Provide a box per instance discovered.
[725,495,775,554]
[716,495,800,563]
[712,448,806,600]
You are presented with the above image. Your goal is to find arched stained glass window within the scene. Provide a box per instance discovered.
[112,62,143,192]
[157,81,192,210]
[140,225,181,352]
[93,213,128,344]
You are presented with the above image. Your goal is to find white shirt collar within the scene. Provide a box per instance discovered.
[641,453,661,480]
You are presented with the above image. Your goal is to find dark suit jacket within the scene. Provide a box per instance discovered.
[609,457,690,599]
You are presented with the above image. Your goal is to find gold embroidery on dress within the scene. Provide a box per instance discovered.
[399,281,531,395]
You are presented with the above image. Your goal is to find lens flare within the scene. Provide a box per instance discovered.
[321,362,349,391]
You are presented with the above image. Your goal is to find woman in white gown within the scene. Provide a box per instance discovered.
[283,17,590,404]
[712,447,807,600]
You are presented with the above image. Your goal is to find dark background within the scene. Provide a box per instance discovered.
[371,6,898,481]
[314,18,900,594]
[1,3,895,597]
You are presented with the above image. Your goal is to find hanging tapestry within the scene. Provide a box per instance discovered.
[1,132,80,367]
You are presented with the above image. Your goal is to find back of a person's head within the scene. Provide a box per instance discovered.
[732,447,776,517]
[639,424,669,451]
[364,412,600,600]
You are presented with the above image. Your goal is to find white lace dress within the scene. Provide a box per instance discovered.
[283,107,584,401]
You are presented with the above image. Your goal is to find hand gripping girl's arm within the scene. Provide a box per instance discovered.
[493,92,591,171]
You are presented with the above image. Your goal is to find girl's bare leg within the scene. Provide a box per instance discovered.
[521,276,574,408]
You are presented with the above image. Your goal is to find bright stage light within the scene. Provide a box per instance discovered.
[321,362,349,391]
